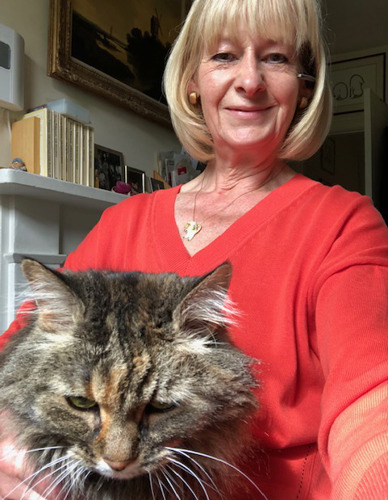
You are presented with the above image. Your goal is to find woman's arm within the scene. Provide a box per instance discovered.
[327,382,388,499]
[316,264,388,499]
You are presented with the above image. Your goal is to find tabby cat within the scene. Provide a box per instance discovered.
[0,259,264,499]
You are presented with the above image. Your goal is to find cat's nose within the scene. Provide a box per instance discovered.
[104,458,133,471]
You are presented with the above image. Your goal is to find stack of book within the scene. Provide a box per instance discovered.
[11,106,95,187]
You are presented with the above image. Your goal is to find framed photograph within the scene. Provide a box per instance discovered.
[94,145,124,191]
[125,165,146,194]
[330,52,386,114]
[47,0,191,127]
[150,177,165,191]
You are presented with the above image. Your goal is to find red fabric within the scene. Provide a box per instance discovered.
[0,301,34,351]
[2,174,388,499]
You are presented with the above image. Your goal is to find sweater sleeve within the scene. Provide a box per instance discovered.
[328,383,388,499]
[313,197,388,498]
[317,266,388,498]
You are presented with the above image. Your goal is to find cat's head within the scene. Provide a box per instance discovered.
[0,260,258,496]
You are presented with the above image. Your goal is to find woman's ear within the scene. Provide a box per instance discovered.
[298,84,313,109]
[187,79,199,95]
[187,79,200,106]
[298,80,313,101]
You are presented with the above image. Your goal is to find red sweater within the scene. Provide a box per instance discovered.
[2,175,388,499]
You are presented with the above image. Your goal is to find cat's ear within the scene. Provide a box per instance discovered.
[21,259,83,332]
[174,261,236,344]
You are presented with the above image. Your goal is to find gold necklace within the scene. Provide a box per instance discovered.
[183,168,283,241]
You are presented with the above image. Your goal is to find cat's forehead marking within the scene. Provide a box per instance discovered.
[96,406,113,443]
[90,366,128,408]
[90,355,152,410]
[132,354,151,376]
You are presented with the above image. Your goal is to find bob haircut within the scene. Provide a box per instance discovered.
[164,0,332,163]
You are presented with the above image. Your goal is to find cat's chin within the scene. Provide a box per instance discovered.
[95,459,144,480]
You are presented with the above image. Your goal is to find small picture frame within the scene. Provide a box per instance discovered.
[94,144,124,191]
[330,52,386,114]
[150,177,165,191]
[125,165,146,195]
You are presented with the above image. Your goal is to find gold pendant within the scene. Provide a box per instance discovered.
[183,221,202,241]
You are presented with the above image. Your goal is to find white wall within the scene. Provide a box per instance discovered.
[0,0,181,176]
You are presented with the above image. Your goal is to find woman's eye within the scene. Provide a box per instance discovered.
[265,53,289,64]
[212,52,236,63]
[67,396,98,411]
[146,401,178,414]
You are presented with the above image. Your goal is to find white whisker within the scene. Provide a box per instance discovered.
[41,458,79,498]
[20,460,66,500]
[53,473,72,500]
[167,447,218,492]
[22,456,73,500]
[170,448,269,500]
[157,475,168,500]
[148,471,157,500]
[167,457,210,500]
[55,461,86,500]
[3,454,69,500]
[166,464,200,500]
[0,445,64,463]
[74,464,90,492]
[162,469,182,499]
[56,463,90,500]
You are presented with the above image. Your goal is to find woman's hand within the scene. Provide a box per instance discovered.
[0,435,56,500]
[0,472,46,500]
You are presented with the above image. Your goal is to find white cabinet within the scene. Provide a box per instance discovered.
[0,169,125,332]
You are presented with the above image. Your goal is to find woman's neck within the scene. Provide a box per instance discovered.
[183,156,293,196]
[176,159,296,256]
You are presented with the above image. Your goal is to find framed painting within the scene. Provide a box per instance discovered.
[47,0,191,127]
[330,52,386,114]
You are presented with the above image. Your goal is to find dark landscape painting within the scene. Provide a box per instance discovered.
[71,1,189,104]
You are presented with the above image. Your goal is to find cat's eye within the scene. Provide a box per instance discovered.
[67,396,98,411]
[146,401,177,414]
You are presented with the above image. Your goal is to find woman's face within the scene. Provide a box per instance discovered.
[189,30,306,157]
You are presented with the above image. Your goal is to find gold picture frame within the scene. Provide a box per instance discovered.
[47,0,190,127]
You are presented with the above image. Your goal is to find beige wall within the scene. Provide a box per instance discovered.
[0,0,181,176]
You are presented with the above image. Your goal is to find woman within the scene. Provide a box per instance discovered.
[1,0,387,498]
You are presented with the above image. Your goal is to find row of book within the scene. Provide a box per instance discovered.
[11,107,95,187]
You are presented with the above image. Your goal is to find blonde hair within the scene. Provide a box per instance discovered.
[164,0,332,162]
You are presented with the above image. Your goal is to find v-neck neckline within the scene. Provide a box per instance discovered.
[152,174,315,275]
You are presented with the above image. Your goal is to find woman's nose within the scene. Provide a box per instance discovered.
[234,53,266,96]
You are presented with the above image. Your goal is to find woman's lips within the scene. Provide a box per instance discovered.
[226,105,273,118]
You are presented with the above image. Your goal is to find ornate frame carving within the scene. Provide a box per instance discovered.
[47,0,186,127]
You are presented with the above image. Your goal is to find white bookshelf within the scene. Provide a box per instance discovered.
[0,169,125,332]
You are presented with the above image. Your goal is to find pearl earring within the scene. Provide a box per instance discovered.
[299,97,309,109]
[189,92,199,105]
